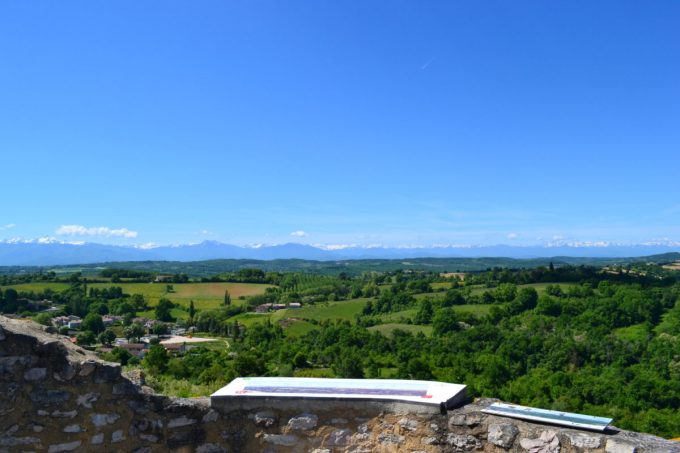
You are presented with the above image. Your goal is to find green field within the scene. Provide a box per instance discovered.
[272,298,370,322]
[6,282,273,311]
[4,282,73,293]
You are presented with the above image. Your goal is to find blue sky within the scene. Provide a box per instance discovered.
[1,1,678,247]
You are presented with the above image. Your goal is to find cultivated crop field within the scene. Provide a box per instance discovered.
[6,282,273,310]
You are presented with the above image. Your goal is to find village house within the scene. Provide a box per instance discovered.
[119,342,146,358]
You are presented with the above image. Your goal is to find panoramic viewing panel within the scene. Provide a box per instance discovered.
[482,403,613,432]
[212,377,467,408]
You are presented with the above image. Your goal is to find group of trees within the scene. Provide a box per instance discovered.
[131,266,680,438]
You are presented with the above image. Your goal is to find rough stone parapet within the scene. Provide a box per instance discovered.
[1,315,679,452]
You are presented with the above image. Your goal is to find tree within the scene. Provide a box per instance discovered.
[293,352,307,369]
[124,323,145,342]
[413,299,434,324]
[143,344,169,374]
[224,289,231,306]
[188,300,196,323]
[155,298,175,322]
[98,329,116,346]
[432,308,460,336]
[399,357,434,380]
[332,351,364,378]
[81,313,105,334]
[76,331,95,346]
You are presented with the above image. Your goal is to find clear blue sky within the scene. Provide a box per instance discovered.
[1,1,678,247]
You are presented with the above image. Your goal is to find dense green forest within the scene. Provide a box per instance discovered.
[1,262,679,438]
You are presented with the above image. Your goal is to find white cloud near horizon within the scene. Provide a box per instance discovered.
[507,232,518,239]
[56,224,138,238]
[290,230,308,238]
[0,223,16,230]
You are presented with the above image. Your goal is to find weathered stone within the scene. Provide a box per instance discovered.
[90,433,104,445]
[168,427,206,447]
[24,367,47,381]
[90,412,120,427]
[357,423,369,434]
[566,431,603,449]
[263,434,299,446]
[133,448,152,453]
[0,325,5,340]
[29,389,70,404]
[520,430,560,453]
[48,441,82,452]
[94,362,121,383]
[55,364,76,381]
[78,360,96,376]
[32,425,44,432]
[3,425,18,436]
[50,410,77,418]
[605,439,638,453]
[168,415,198,428]
[446,433,482,450]
[76,392,99,408]
[112,429,125,443]
[398,417,419,431]
[488,423,519,449]
[253,410,277,427]
[196,443,228,453]
[352,432,371,442]
[288,413,318,430]
[378,433,405,445]
[0,355,35,367]
[139,434,159,442]
[421,436,439,445]
[0,437,40,447]
[449,412,484,427]
[113,382,137,395]
[310,449,331,453]
[328,429,352,446]
[63,424,84,433]
[202,409,219,423]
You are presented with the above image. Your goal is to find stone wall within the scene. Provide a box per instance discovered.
[1,316,678,453]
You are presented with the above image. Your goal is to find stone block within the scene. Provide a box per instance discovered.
[63,424,84,433]
[565,431,603,449]
[328,429,352,446]
[168,415,198,428]
[90,412,120,427]
[488,423,519,449]
[263,434,299,446]
[520,430,560,453]
[288,413,318,430]
[48,441,82,452]
[76,392,99,408]
[24,367,47,381]
[398,417,419,431]
[605,439,638,453]
[446,433,482,451]
[29,389,70,404]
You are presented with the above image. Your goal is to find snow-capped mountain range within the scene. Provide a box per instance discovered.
[0,239,679,266]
